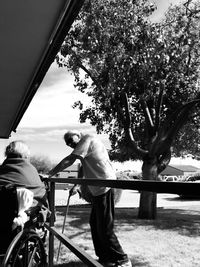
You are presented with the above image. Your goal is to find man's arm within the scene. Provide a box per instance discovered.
[48,154,78,178]
[69,165,84,197]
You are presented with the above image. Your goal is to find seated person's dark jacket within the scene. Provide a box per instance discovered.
[0,157,48,207]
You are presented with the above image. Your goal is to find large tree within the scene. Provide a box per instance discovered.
[56,0,200,218]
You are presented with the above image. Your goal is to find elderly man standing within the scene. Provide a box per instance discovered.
[49,130,132,267]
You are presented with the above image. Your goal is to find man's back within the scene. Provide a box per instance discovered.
[72,134,116,196]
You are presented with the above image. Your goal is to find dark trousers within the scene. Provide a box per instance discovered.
[90,189,128,263]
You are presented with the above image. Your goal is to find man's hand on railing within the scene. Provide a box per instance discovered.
[69,185,82,198]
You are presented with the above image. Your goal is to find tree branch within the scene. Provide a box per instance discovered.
[166,100,200,141]
[121,93,148,157]
[140,98,154,129]
[157,148,171,174]
[155,81,164,131]
[76,61,99,86]
[151,99,200,155]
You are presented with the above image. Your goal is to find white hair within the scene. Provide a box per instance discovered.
[5,141,31,159]
[63,130,81,142]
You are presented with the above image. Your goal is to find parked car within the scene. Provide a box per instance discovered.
[185,175,200,182]
[179,175,200,198]
[164,176,178,182]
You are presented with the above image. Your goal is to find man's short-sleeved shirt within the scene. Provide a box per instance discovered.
[72,134,116,196]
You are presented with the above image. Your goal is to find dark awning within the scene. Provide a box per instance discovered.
[0,0,84,138]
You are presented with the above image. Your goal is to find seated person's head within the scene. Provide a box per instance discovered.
[5,141,30,159]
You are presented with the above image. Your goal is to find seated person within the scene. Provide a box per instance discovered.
[0,140,48,208]
[0,141,49,255]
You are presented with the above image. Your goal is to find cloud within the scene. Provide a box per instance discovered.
[19,63,91,128]
[40,63,73,89]
[13,124,97,142]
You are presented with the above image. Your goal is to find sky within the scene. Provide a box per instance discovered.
[0,0,184,164]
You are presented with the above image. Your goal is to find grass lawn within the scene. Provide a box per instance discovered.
[52,203,200,267]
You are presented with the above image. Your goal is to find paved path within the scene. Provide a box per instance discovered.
[55,189,200,208]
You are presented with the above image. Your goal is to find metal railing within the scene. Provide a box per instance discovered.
[46,177,200,266]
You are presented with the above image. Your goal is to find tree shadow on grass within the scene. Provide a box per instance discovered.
[55,204,200,237]
[116,206,200,237]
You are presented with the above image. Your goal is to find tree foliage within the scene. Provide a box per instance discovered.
[57,0,200,160]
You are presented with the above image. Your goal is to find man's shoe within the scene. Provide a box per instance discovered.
[98,260,117,267]
[102,262,117,267]
[98,259,132,267]
[117,259,132,267]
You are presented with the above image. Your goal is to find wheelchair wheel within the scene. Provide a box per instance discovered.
[2,230,47,267]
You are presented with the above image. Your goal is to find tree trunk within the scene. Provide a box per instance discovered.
[138,158,158,219]
[138,191,157,219]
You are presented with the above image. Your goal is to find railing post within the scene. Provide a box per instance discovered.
[49,180,55,267]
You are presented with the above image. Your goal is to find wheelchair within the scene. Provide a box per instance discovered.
[0,184,48,267]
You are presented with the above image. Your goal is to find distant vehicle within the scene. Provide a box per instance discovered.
[164,176,178,182]
[179,175,200,198]
[185,175,200,182]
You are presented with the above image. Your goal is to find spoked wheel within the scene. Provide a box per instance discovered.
[2,230,47,267]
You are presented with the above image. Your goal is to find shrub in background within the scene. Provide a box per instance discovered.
[30,155,53,174]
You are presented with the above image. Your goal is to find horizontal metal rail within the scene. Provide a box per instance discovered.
[49,177,200,195]
[46,177,200,266]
